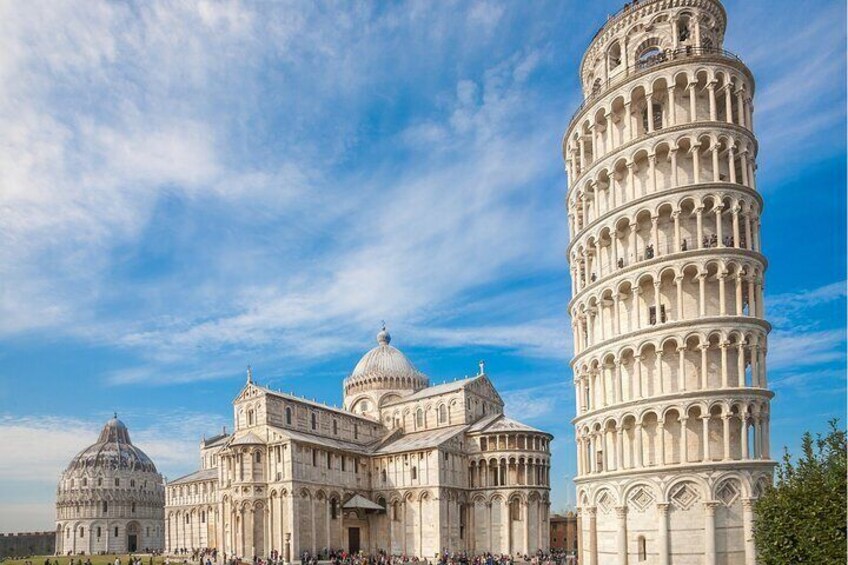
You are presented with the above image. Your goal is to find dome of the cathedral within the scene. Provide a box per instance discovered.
[344,327,429,397]
[65,414,158,473]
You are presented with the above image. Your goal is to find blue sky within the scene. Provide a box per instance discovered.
[0,0,845,531]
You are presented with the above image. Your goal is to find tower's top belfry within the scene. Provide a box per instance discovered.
[578,0,728,98]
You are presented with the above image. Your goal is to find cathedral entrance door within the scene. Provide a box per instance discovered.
[348,528,360,554]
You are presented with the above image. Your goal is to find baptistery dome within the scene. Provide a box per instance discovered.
[66,416,158,473]
[56,415,164,554]
[343,327,429,418]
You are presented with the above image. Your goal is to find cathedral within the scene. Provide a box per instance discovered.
[165,328,553,558]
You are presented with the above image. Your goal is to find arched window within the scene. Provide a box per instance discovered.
[96,527,101,538]
[678,16,691,42]
[411,466,417,480]
[201,510,206,523]
[608,41,622,68]
[642,103,663,132]
[115,478,120,487]
[354,424,359,439]
[285,406,292,425]
[102,501,108,513]
[635,38,664,69]
[392,501,400,521]
[311,412,318,430]
[333,419,338,435]
[416,409,424,429]
[255,451,262,463]
[438,404,448,424]
[79,527,84,538]
[381,469,387,483]
[131,502,136,513]
[638,536,647,561]
[509,499,521,521]
[331,499,338,519]
[97,477,102,486]
[248,409,255,426]
[130,479,135,487]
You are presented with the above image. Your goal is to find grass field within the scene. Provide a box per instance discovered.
[2,556,168,565]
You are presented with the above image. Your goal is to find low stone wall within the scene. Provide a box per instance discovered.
[0,532,56,559]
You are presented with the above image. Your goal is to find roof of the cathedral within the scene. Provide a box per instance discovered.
[65,415,158,474]
[467,414,550,436]
[229,432,265,446]
[268,426,372,454]
[169,468,217,485]
[381,375,481,406]
[253,384,377,423]
[374,424,467,454]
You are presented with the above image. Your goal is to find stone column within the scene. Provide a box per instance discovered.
[615,361,624,403]
[679,416,689,464]
[724,86,734,124]
[728,146,737,183]
[646,94,655,134]
[742,498,756,565]
[616,506,628,565]
[657,503,670,565]
[588,507,598,565]
[692,144,701,183]
[736,89,746,128]
[699,344,709,389]
[722,415,732,460]
[707,82,717,121]
[702,415,712,461]
[648,154,657,193]
[635,423,644,468]
[711,146,720,182]
[688,82,697,123]
[695,207,704,248]
[667,85,677,126]
[616,427,625,470]
[704,501,719,565]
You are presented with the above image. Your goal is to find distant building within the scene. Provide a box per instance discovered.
[55,416,165,554]
[0,532,55,558]
[165,327,554,558]
[549,513,578,553]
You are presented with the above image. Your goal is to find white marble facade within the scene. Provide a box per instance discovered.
[563,1,774,564]
[165,328,552,559]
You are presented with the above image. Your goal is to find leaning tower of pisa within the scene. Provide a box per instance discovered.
[563,1,774,564]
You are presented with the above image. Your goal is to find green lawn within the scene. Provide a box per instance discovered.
[2,556,168,565]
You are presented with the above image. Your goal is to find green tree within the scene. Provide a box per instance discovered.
[754,419,847,564]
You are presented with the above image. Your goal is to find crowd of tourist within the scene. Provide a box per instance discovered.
[187,549,578,565]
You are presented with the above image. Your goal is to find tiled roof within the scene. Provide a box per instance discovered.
[373,425,467,454]
[169,468,218,485]
[382,376,481,405]
[467,414,549,435]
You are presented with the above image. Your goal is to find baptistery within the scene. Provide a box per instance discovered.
[563,1,774,564]
[55,415,165,554]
